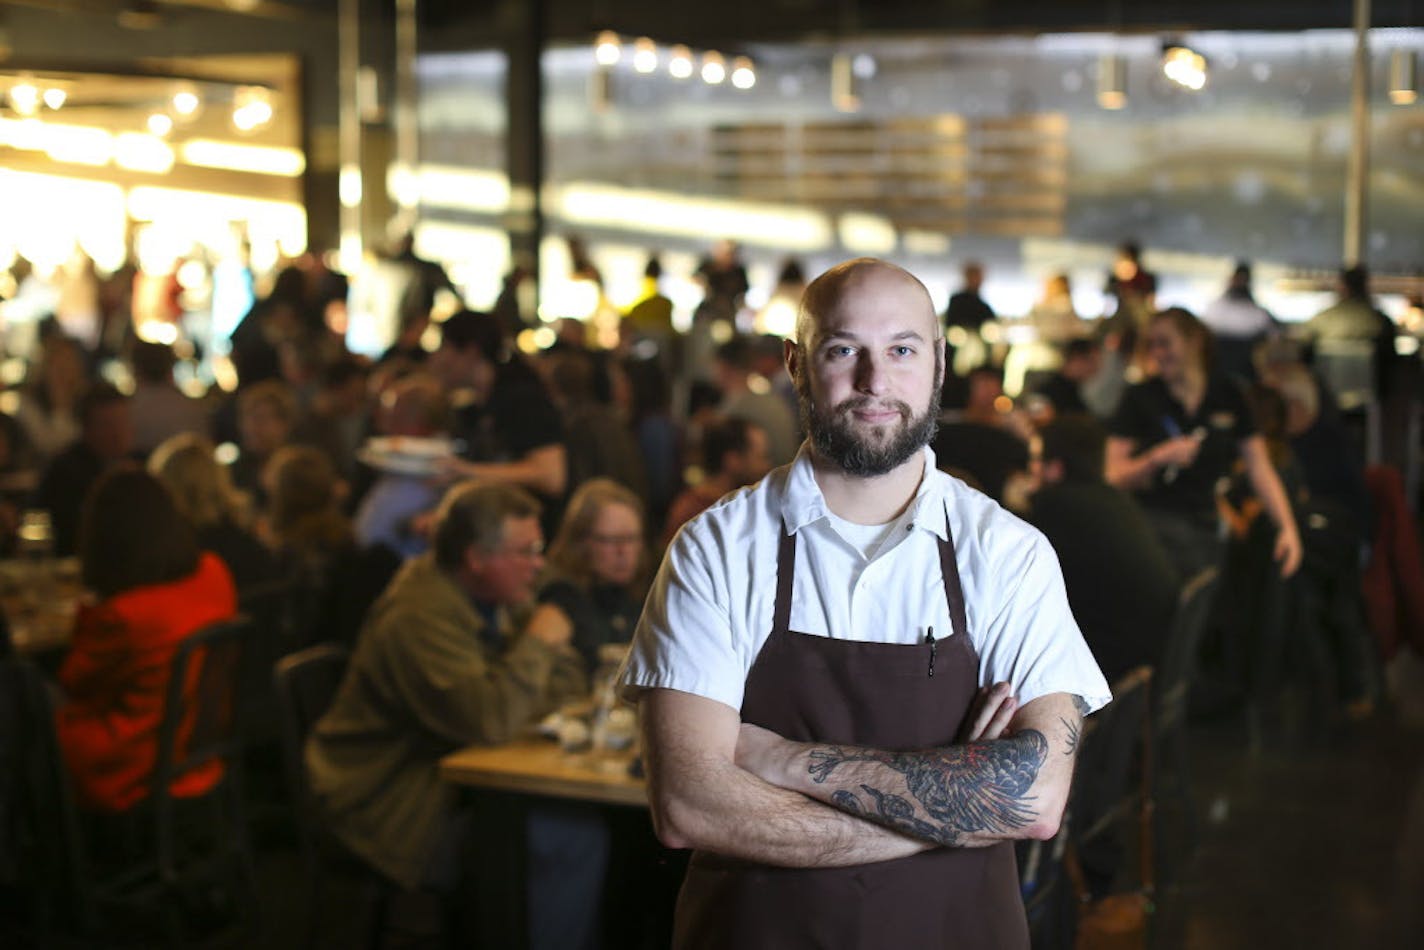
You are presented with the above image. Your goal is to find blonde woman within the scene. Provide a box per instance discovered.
[149,432,276,594]
[538,478,648,672]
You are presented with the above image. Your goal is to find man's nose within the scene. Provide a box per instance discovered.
[854,352,887,394]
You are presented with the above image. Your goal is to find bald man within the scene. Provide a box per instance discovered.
[621,258,1110,949]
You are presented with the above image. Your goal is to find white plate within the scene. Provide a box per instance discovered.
[357,448,441,476]
[363,436,455,460]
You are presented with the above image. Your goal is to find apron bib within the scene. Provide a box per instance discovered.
[673,515,1029,949]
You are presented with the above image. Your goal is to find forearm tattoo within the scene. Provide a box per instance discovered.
[1062,695,1088,756]
[807,731,1049,846]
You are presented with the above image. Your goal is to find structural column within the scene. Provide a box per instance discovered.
[1344,0,1371,267]
[504,0,545,295]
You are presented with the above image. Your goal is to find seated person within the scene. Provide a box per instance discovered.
[305,483,602,948]
[226,380,297,506]
[663,416,770,545]
[933,365,1031,504]
[55,469,238,812]
[149,432,277,596]
[1031,338,1100,418]
[259,445,379,645]
[538,479,648,673]
[1028,415,1178,684]
[33,382,136,557]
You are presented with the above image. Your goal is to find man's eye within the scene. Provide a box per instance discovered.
[826,346,855,359]
[891,345,915,357]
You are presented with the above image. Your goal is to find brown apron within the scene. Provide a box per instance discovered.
[673,515,1029,950]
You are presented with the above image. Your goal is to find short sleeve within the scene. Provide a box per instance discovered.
[1107,384,1156,445]
[974,532,1112,714]
[618,528,746,712]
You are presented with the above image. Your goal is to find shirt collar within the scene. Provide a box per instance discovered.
[779,443,950,541]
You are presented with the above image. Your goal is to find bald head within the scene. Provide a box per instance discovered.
[795,258,939,347]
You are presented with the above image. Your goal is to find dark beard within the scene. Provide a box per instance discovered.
[796,353,942,478]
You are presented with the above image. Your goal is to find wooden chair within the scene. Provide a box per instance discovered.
[1153,567,1220,884]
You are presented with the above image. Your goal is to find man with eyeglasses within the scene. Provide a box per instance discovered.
[308,481,605,947]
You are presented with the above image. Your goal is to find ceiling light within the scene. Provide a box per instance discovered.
[730,57,756,90]
[632,37,658,74]
[701,52,726,85]
[1389,49,1418,106]
[1097,54,1127,109]
[594,31,621,67]
[147,112,173,136]
[231,87,273,132]
[172,89,201,117]
[668,45,694,80]
[1162,43,1207,91]
[8,82,39,117]
[42,88,66,110]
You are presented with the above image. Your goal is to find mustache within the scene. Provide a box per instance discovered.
[829,396,912,418]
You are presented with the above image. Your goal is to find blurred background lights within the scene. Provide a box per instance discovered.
[731,57,756,89]
[632,37,658,74]
[667,45,694,79]
[701,51,726,84]
[594,31,621,67]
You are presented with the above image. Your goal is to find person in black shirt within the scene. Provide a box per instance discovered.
[32,383,136,557]
[431,310,568,536]
[1105,307,1301,581]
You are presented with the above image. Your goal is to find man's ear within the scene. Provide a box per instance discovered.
[1043,459,1065,484]
[784,337,801,383]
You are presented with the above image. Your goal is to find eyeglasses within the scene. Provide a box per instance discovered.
[498,540,545,559]
[587,533,642,549]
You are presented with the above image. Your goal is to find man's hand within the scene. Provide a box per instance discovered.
[524,602,574,649]
[959,681,1017,743]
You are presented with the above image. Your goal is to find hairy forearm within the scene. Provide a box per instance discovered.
[754,695,1084,848]
[641,689,930,867]
[650,750,931,867]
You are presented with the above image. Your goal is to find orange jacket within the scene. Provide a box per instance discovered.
[56,553,237,812]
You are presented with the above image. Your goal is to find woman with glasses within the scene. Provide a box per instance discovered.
[537,478,648,675]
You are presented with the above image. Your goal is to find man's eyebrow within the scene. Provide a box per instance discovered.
[817,328,930,344]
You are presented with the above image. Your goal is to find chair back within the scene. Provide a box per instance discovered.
[273,643,350,813]
[1073,667,1153,848]
[153,615,250,795]
[1156,567,1220,737]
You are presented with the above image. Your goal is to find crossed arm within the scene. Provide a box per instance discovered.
[640,685,1085,866]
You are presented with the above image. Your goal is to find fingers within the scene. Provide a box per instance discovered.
[1276,531,1303,578]
[979,694,1018,742]
[962,682,1015,742]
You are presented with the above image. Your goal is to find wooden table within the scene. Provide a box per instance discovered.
[439,737,647,808]
[0,558,84,657]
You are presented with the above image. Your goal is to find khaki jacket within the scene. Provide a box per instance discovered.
[305,553,584,888]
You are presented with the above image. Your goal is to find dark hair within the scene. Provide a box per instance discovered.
[1039,414,1108,483]
[714,335,754,372]
[687,381,724,417]
[130,340,176,384]
[79,382,128,430]
[1118,241,1142,261]
[1062,338,1099,361]
[1340,265,1370,299]
[439,309,506,363]
[644,255,664,280]
[321,356,368,390]
[433,482,542,570]
[621,357,671,421]
[80,468,200,599]
[702,417,756,476]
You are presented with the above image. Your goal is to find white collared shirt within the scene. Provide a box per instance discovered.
[621,444,1112,715]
